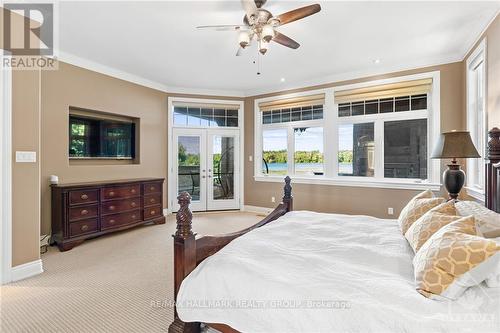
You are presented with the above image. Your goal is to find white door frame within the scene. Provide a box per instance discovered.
[1,60,13,284]
[167,97,244,214]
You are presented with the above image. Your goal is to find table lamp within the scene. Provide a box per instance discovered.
[431,130,480,200]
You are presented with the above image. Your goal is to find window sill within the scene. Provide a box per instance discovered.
[464,186,485,202]
[254,175,441,191]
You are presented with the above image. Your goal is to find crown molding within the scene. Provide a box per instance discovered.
[56,51,246,97]
[461,9,499,62]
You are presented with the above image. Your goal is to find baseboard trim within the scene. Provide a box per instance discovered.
[11,259,43,282]
[242,205,274,214]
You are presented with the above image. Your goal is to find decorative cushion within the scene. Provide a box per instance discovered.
[455,200,500,238]
[414,216,500,300]
[398,190,444,234]
[405,201,460,253]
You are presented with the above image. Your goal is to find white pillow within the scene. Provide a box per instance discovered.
[455,201,500,238]
[485,237,500,287]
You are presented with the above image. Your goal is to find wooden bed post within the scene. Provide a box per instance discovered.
[486,128,500,212]
[169,192,200,333]
[283,175,293,212]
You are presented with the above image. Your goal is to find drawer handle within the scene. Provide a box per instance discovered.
[81,194,88,200]
[150,186,155,191]
[131,214,137,219]
[131,202,137,207]
[81,224,89,231]
[150,210,156,215]
[81,209,89,215]
[109,191,115,197]
[109,219,116,224]
[149,198,155,203]
[130,189,136,194]
[109,205,116,211]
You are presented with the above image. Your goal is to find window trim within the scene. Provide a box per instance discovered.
[465,38,487,202]
[254,71,441,191]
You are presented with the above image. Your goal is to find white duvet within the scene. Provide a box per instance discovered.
[177,211,500,333]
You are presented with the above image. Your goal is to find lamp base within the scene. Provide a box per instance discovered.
[443,162,465,200]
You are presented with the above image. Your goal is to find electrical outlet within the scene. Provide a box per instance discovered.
[388,207,394,215]
[248,155,253,162]
[271,196,275,203]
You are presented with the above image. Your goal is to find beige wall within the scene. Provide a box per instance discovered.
[244,62,465,218]
[12,70,42,266]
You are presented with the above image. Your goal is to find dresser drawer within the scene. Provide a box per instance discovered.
[69,189,99,206]
[143,182,162,195]
[144,205,162,220]
[144,194,161,207]
[69,204,98,221]
[101,210,141,230]
[101,198,141,215]
[69,218,98,238]
[102,185,140,200]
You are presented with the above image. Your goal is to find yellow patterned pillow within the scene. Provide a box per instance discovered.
[405,201,460,252]
[414,216,500,300]
[398,190,444,234]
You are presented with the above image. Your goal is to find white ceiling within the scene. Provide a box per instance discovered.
[57,1,500,96]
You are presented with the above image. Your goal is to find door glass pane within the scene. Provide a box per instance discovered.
[178,136,201,201]
[212,136,235,200]
[262,128,288,175]
[338,123,375,177]
[384,119,427,179]
[294,127,324,176]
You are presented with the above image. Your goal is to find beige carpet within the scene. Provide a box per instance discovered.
[0,211,263,333]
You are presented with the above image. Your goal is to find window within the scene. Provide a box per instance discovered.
[69,115,135,159]
[262,128,288,175]
[466,39,487,199]
[294,127,324,176]
[260,94,325,177]
[338,123,374,177]
[384,119,427,179]
[255,74,440,190]
[173,105,238,127]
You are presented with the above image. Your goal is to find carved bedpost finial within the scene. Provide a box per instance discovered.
[487,127,500,161]
[175,192,194,239]
[282,176,293,211]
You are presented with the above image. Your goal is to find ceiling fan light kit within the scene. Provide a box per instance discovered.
[197,0,321,56]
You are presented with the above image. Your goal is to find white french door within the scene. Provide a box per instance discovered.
[172,128,240,212]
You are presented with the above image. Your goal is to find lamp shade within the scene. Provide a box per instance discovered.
[431,130,480,159]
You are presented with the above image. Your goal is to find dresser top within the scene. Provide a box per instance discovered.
[51,177,164,188]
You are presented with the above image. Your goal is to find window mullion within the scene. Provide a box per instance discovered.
[374,120,384,179]
[288,126,294,175]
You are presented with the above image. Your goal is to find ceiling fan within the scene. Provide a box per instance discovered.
[196,0,321,56]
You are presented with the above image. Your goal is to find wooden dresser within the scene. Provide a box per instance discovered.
[51,178,165,251]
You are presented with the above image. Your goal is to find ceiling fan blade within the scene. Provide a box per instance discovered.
[196,24,246,31]
[241,0,258,20]
[272,32,300,49]
[276,4,321,25]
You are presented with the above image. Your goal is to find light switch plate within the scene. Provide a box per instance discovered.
[16,151,37,163]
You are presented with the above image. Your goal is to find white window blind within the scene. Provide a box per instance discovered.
[334,78,432,103]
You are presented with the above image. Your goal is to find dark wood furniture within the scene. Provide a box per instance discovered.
[51,178,165,251]
[169,128,500,333]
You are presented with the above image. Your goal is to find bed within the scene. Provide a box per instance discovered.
[169,128,500,333]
